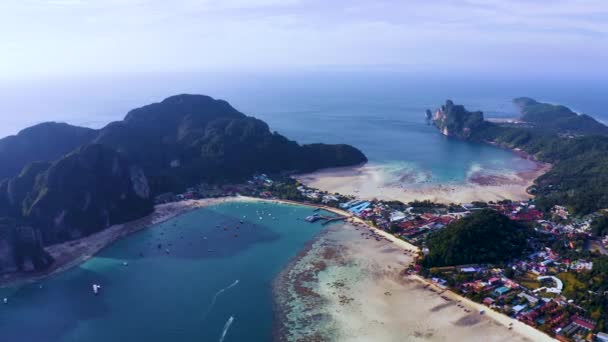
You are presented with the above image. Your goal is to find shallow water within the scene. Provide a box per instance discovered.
[0,201,327,342]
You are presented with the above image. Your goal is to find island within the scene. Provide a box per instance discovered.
[0,94,367,276]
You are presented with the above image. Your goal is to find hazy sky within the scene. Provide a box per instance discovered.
[1,0,607,79]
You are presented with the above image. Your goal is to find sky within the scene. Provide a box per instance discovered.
[1,0,607,79]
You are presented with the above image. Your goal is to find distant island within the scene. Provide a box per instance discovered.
[432,97,608,215]
[0,94,367,275]
[513,97,608,136]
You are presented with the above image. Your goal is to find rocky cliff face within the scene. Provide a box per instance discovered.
[432,100,484,139]
[21,144,153,243]
[0,144,153,273]
[0,218,53,274]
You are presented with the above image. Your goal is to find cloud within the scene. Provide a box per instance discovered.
[0,0,606,78]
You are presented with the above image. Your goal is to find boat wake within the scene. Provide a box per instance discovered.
[203,280,239,319]
[219,316,235,342]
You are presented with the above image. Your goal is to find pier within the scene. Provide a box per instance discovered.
[305,213,349,225]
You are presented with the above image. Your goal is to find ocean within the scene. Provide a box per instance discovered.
[1,72,606,341]
[1,71,606,183]
[0,201,326,342]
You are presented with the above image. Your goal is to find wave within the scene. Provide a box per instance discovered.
[219,316,235,342]
[466,163,484,178]
[203,280,239,320]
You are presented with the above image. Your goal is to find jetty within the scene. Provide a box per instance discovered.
[305,213,349,225]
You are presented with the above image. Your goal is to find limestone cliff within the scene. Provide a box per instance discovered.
[21,144,154,243]
[432,100,484,139]
[0,218,53,274]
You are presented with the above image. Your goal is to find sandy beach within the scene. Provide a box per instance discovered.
[294,160,551,204]
[275,221,555,342]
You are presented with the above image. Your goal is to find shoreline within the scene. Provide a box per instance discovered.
[2,195,556,341]
[410,274,556,342]
[273,220,555,342]
[0,195,392,289]
[0,197,245,288]
[294,145,552,205]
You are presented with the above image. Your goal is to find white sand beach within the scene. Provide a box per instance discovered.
[294,161,550,204]
[277,221,555,342]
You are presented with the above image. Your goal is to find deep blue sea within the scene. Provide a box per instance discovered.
[0,201,326,342]
[1,72,605,182]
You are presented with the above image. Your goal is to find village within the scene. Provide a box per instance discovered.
[155,174,608,342]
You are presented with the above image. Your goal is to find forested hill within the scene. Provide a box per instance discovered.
[94,94,367,193]
[430,99,608,215]
[0,94,367,192]
[422,209,528,267]
[0,122,97,180]
[0,94,367,274]
[513,97,608,136]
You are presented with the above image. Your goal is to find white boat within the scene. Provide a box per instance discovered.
[3,298,7,304]
[92,284,102,295]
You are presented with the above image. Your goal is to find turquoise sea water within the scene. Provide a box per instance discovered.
[0,201,326,342]
[2,72,606,183]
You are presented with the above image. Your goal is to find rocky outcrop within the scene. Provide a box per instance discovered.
[432,100,484,139]
[0,218,53,274]
[0,144,153,248]
[22,144,153,243]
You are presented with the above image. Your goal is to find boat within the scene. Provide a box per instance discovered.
[92,284,102,295]
[305,214,320,222]
[3,298,7,304]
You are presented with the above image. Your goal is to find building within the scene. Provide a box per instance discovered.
[596,332,608,342]
[518,292,540,305]
[572,316,596,331]
[389,211,406,222]
[494,286,511,296]
[483,297,495,306]
[512,304,527,314]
